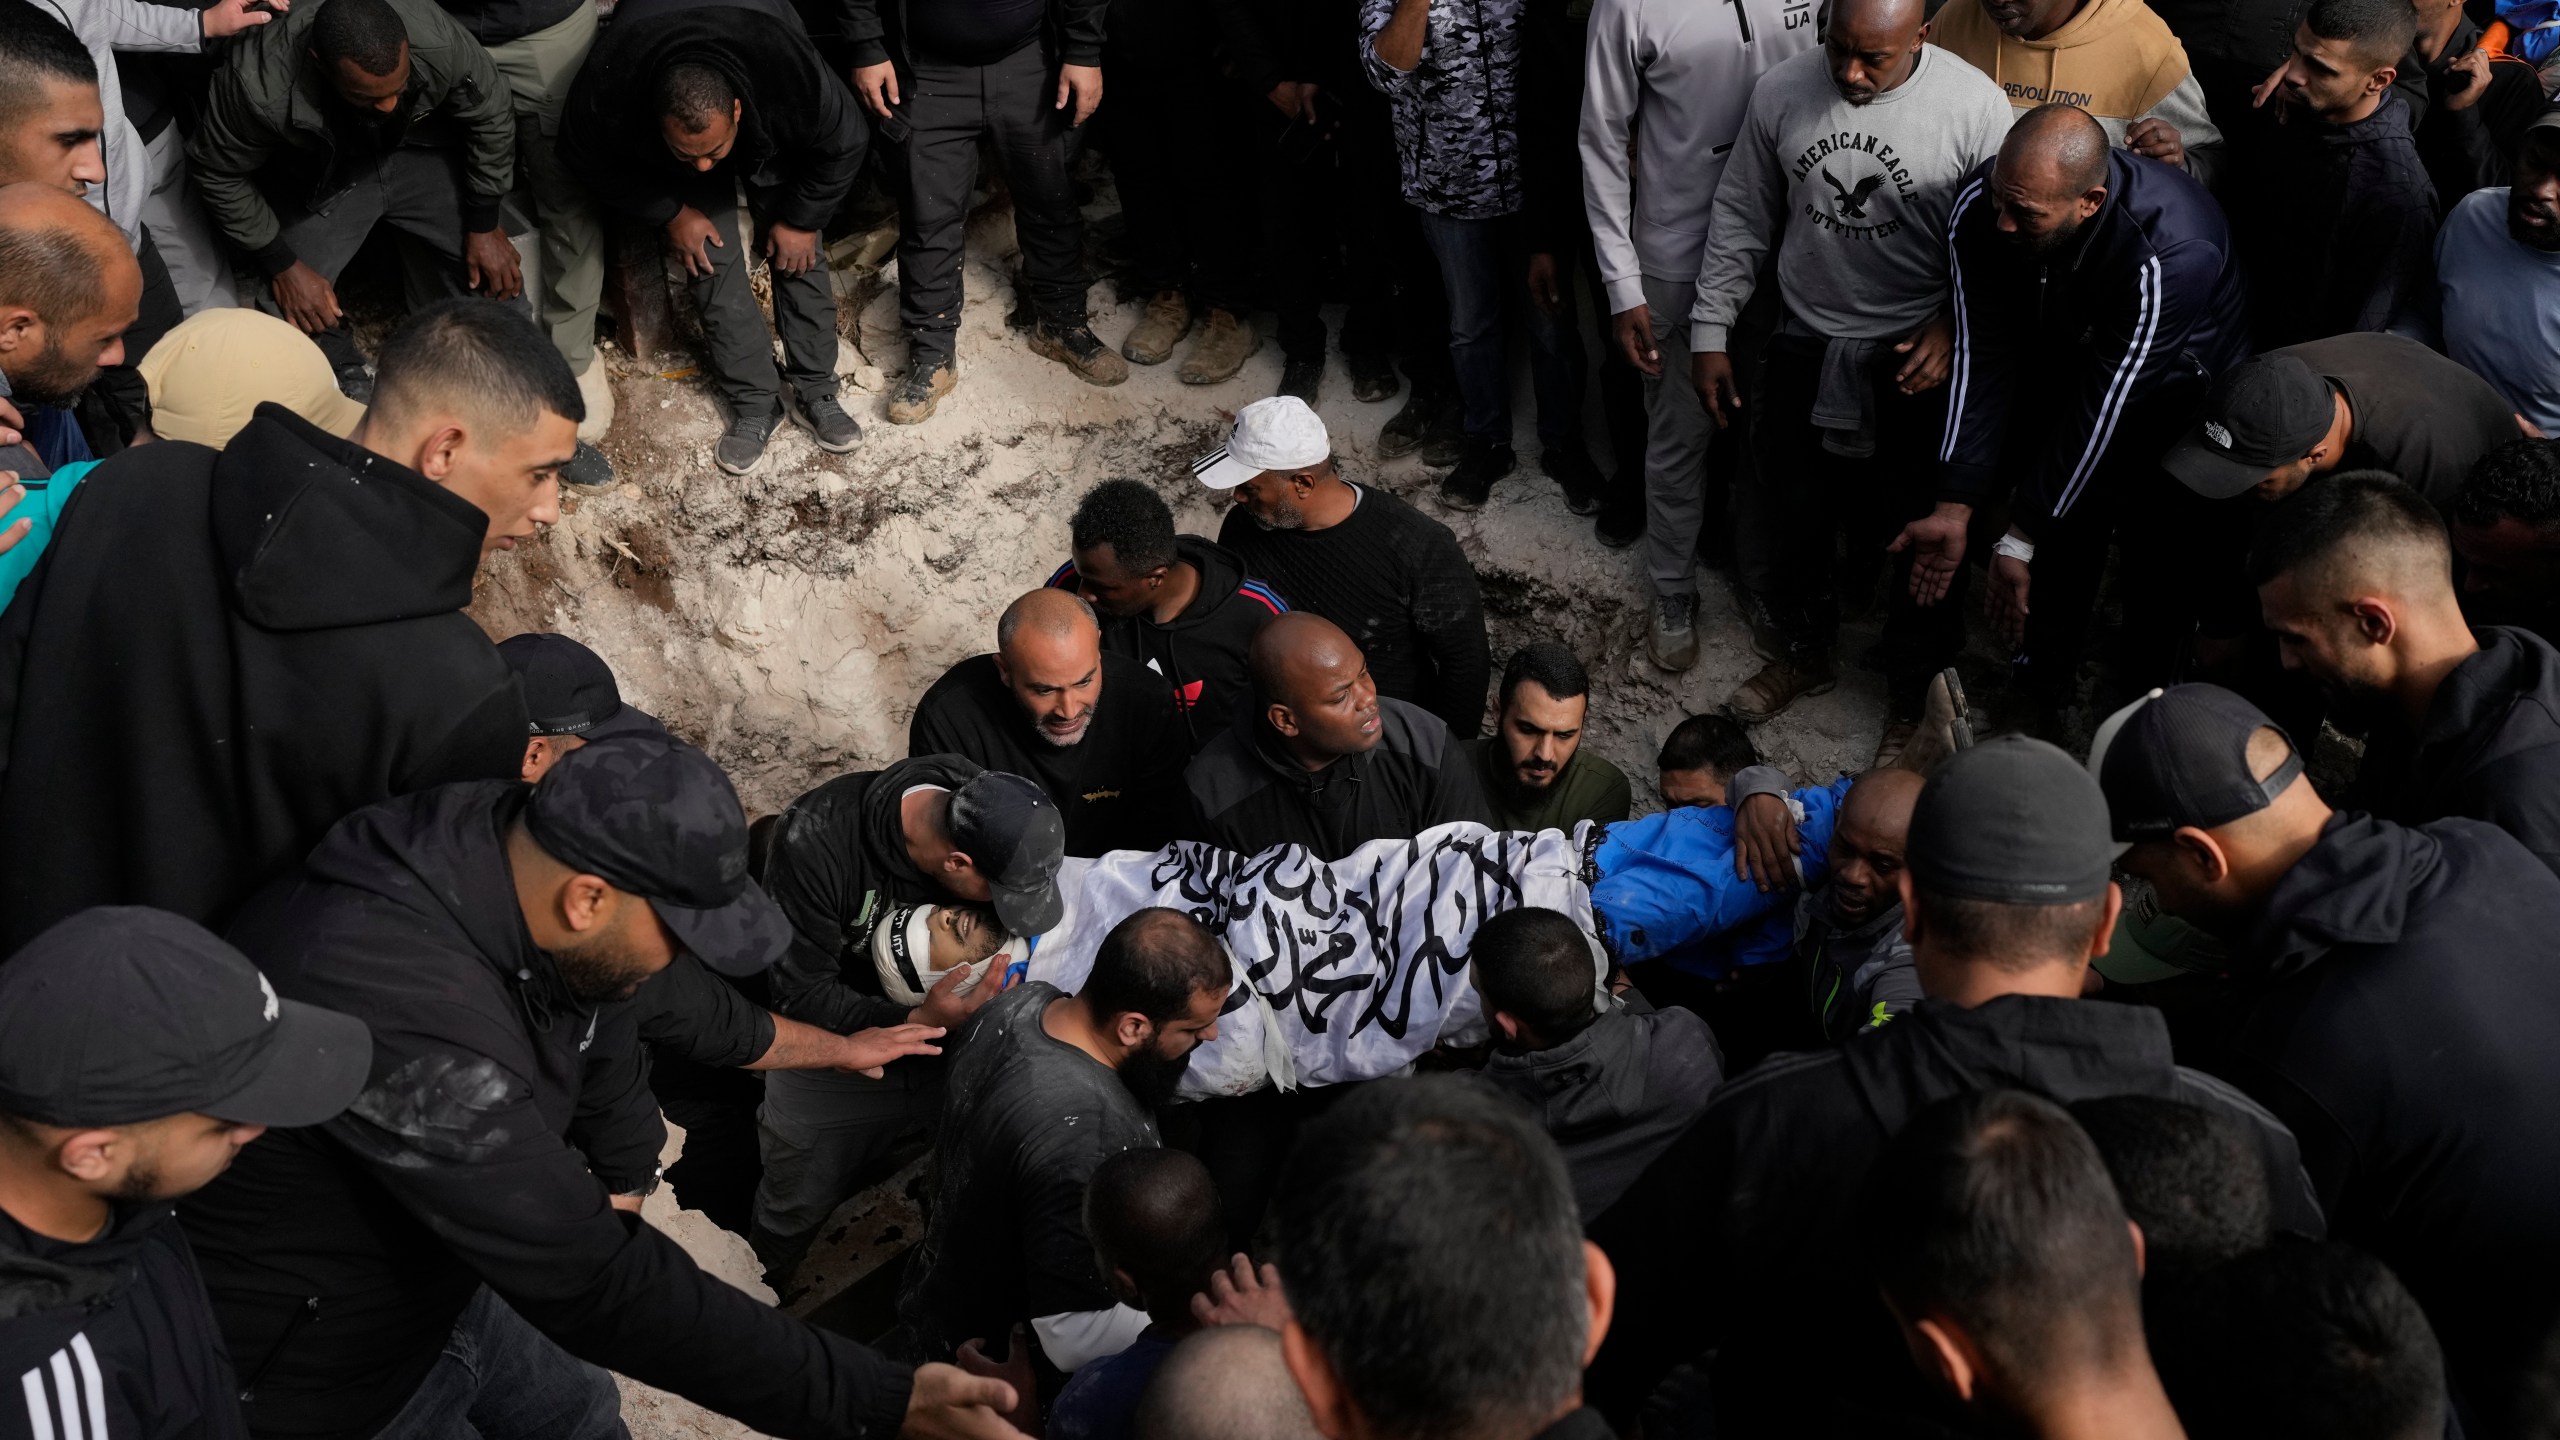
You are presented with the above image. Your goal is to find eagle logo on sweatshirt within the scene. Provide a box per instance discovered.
[1823,167,1888,219]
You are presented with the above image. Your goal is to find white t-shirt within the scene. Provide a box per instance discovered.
[2437,187,2560,436]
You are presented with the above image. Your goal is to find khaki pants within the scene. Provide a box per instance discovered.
[486,2,604,372]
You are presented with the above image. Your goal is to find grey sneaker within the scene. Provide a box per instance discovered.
[715,410,783,476]
[792,392,862,453]
[1649,592,1699,672]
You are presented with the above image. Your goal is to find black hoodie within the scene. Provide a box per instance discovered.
[0,406,527,955]
[2230,811,2560,1432]
[2349,625,2560,875]
[181,782,913,1440]
[1585,995,2319,1436]
[1179,696,1489,861]
[0,1203,249,1440]
[1047,537,1290,753]
[2228,89,2439,347]
[908,652,1184,857]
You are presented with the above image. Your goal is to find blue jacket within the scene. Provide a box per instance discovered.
[1591,777,1853,979]
[1938,147,2250,540]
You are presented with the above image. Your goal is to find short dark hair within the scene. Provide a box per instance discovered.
[2157,1241,2446,1440]
[370,297,583,437]
[1498,641,1590,711]
[2246,470,2448,587]
[2454,437,2560,532]
[309,0,408,77]
[0,209,103,328]
[1865,1089,2142,1397]
[2303,0,2419,69]
[1136,1326,1324,1440]
[1469,907,1598,1046]
[0,1,97,135]
[1271,1076,1589,1440]
[1070,479,1178,574]
[1080,907,1229,1027]
[2069,1095,2271,1284]
[655,61,736,134]
[1909,887,2105,971]
[1657,712,1759,778]
[1082,1147,1228,1313]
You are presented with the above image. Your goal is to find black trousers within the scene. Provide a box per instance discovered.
[1102,48,1246,314]
[678,177,841,419]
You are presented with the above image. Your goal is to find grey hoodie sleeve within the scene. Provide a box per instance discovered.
[1726,764,1792,805]
[79,0,201,53]
[1579,0,1649,315]
[1689,83,1786,350]
[2143,71,2224,187]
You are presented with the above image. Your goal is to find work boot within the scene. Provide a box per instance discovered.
[886,362,956,425]
[1437,439,1515,510]
[1377,391,1439,458]
[791,392,863,453]
[1122,290,1190,365]
[1178,309,1259,385]
[1544,445,1605,516]
[714,408,784,476]
[1728,653,1837,723]
[575,356,615,443]
[1649,592,1699,672]
[1348,351,1399,403]
[562,441,616,489]
[1885,667,1973,774]
[1279,355,1322,402]
[1031,320,1130,386]
[1418,404,1467,468]
[1594,475,1645,549]
[1872,719,1918,771]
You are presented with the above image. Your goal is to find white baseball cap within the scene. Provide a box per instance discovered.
[1192,396,1333,490]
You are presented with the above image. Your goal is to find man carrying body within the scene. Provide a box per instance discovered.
[2435,111,2560,439]
[1047,477,1288,754]
[559,0,866,474]
[0,181,138,472]
[1928,0,2221,177]
[911,588,1186,857]
[1730,766,1927,1040]
[1182,613,1488,860]
[1582,0,1817,666]
[1689,0,2012,726]
[189,0,523,396]
[1467,642,1631,833]
[1204,398,1489,738]
[0,298,568,952]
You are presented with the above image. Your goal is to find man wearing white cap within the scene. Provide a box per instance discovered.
[1201,397,1490,738]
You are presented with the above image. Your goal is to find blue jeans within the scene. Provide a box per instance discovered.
[372,1287,628,1440]
[1413,209,1585,449]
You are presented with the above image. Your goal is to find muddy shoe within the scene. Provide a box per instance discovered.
[1378,391,1439,458]
[1279,355,1322,402]
[1122,290,1190,365]
[792,392,863,453]
[1348,351,1399,403]
[1032,321,1130,386]
[886,362,956,425]
[1544,445,1605,516]
[1872,718,1918,770]
[715,409,784,476]
[1888,666,1974,774]
[1178,309,1259,385]
[1437,439,1515,510]
[1728,654,1837,722]
[562,441,616,489]
[1649,592,1699,672]
[1418,404,1467,468]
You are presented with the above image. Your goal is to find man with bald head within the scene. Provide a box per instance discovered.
[1897,102,2248,738]
[1138,1325,1325,1440]
[912,586,1185,856]
[0,180,137,471]
[1180,611,1487,859]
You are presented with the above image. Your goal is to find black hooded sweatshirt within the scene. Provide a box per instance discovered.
[2228,89,2439,347]
[0,1203,248,1440]
[0,406,527,955]
[2227,812,2560,1434]
[2348,625,2560,875]
[180,783,912,1440]
[1046,537,1290,753]
[908,652,1185,857]
[1179,696,1489,861]
[1584,995,2320,1437]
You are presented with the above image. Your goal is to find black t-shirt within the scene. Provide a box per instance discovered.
[896,983,1159,1358]
[908,652,1186,857]
[2279,332,2519,510]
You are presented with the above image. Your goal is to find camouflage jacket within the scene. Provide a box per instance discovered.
[1358,0,1525,220]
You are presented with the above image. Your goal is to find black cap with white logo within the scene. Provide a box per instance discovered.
[0,907,373,1128]
[2163,353,2339,499]
[498,633,666,741]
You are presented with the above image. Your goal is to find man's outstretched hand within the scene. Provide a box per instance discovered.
[836,1022,944,1078]
[1888,501,1971,605]
[904,1361,1027,1439]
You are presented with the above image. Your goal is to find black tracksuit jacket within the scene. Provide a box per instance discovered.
[1179,697,1489,861]
[0,1204,250,1440]
[1047,537,1291,753]
[2350,625,2560,876]
[180,783,910,1440]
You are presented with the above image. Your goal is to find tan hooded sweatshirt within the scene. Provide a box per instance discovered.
[1932,0,2223,174]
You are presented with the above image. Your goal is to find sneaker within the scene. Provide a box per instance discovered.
[1378,391,1439,458]
[1737,589,1786,663]
[791,392,862,453]
[886,362,956,425]
[1279,355,1323,402]
[333,361,374,404]
[1437,439,1515,510]
[1031,321,1131,387]
[1122,290,1191,365]
[1594,474,1645,548]
[1348,351,1399,403]
[574,356,615,443]
[562,441,616,489]
[1727,654,1837,723]
[1418,404,1467,468]
[715,409,784,476]
[1543,445,1605,516]
[1178,308,1261,385]
[1649,592,1699,672]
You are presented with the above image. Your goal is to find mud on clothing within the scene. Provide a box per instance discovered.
[909,653,1185,857]
[1046,537,1289,753]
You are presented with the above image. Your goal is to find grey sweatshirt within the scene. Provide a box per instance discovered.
[1691,44,2014,350]
[1578,0,1819,317]
[29,0,201,249]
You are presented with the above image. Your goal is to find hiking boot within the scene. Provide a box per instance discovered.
[1122,290,1190,365]
[1177,308,1259,385]
[885,362,956,425]
[791,392,863,453]
[1279,355,1323,402]
[1887,666,1974,774]
[1031,321,1130,387]
[1727,654,1837,723]
[562,441,616,489]
[1348,351,1399,403]
[1377,391,1440,458]
[574,356,615,443]
[1872,719,1919,771]
[1544,445,1605,516]
[1649,592,1699,672]
[1437,439,1515,510]
[715,409,784,476]
[1737,589,1785,662]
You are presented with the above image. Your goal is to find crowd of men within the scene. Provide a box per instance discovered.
[2,0,2560,1435]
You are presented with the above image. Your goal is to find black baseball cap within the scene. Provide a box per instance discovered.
[499,633,665,741]
[2164,353,2338,499]
[525,735,790,975]
[2088,685,2304,845]
[1906,735,2115,905]
[0,908,372,1128]
[949,771,1067,935]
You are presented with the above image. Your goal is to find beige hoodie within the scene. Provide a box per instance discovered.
[1932,0,2223,170]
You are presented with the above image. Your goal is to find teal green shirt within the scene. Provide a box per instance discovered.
[0,458,92,611]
